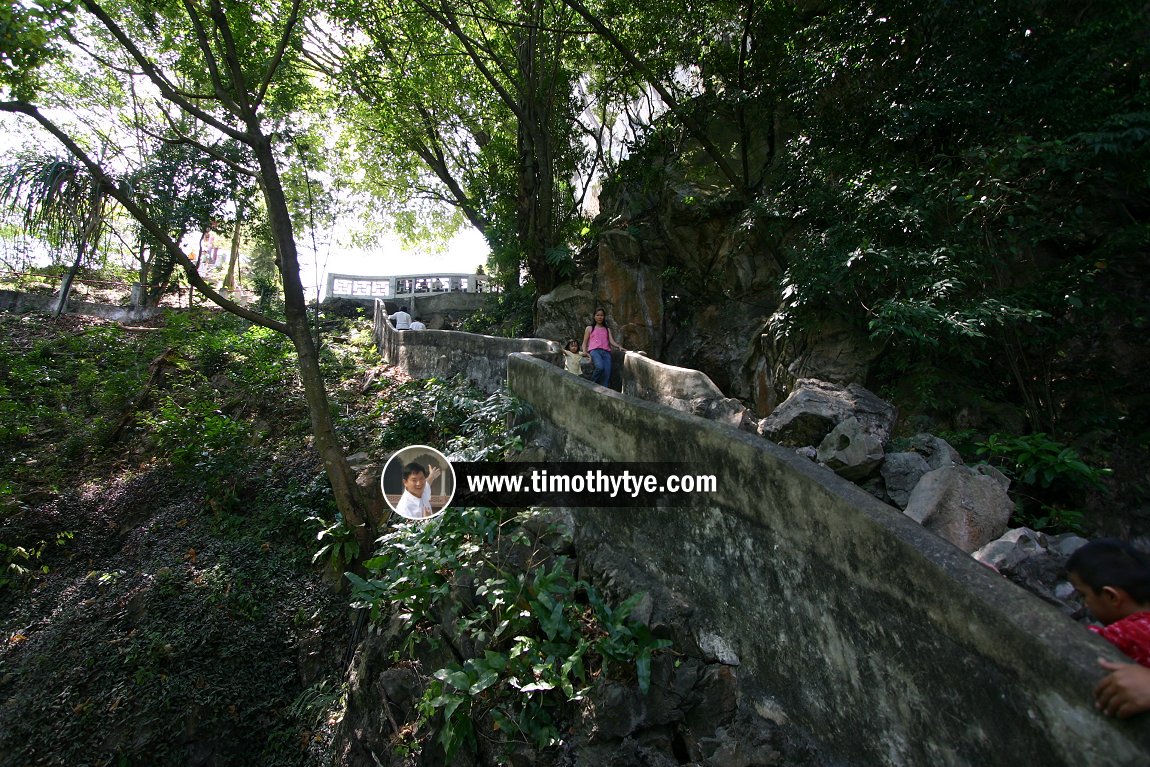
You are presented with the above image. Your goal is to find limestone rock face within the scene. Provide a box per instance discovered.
[550,159,891,414]
[757,379,897,448]
[533,282,597,345]
[594,229,664,354]
[903,465,1015,553]
[587,182,786,408]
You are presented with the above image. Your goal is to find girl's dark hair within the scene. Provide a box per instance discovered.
[1067,538,1150,603]
[592,307,606,323]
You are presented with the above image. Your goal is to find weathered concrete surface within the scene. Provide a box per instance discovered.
[623,352,754,430]
[0,289,162,323]
[373,300,561,393]
[331,291,487,324]
[506,352,1150,767]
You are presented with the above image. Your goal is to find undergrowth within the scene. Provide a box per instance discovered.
[348,507,670,761]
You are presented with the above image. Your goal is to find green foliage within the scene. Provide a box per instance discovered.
[364,374,532,461]
[978,433,1111,492]
[347,507,670,761]
[0,0,74,100]
[752,0,1150,433]
[0,310,352,765]
[445,388,535,461]
[140,396,251,474]
[311,518,360,571]
[0,531,72,590]
[0,316,159,491]
[458,283,536,338]
[977,432,1111,533]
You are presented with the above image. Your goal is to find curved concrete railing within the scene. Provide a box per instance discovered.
[504,351,1150,767]
[371,314,1150,765]
[373,300,561,392]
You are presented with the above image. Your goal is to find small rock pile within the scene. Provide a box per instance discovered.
[752,378,1092,615]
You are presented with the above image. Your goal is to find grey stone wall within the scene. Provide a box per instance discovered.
[506,351,1150,767]
[0,290,162,323]
[373,300,562,393]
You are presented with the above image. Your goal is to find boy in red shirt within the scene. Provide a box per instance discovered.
[1067,539,1150,667]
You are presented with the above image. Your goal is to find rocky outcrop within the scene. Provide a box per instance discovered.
[880,452,932,509]
[973,527,1090,614]
[594,230,665,355]
[533,281,598,345]
[623,353,756,432]
[566,161,885,414]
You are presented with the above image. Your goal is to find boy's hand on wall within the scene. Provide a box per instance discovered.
[1095,658,1150,718]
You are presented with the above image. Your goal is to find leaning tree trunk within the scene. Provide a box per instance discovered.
[222,200,244,293]
[251,135,379,555]
[53,195,104,318]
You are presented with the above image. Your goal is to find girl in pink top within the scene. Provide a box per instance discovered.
[581,307,625,388]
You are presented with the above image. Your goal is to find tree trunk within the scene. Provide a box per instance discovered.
[516,0,561,295]
[223,201,244,293]
[54,197,104,318]
[250,134,378,554]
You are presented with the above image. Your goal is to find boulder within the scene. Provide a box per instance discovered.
[973,528,1087,615]
[623,354,757,432]
[903,465,1015,553]
[816,417,884,481]
[880,452,931,510]
[905,433,963,470]
[534,282,598,345]
[974,462,1011,492]
[757,379,896,448]
[973,527,1048,572]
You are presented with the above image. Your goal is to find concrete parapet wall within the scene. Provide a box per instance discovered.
[0,289,162,323]
[622,352,725,409]
[506,351,1150,767]
[374,300,561,392]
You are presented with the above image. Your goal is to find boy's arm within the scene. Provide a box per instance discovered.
[421,465,443,504]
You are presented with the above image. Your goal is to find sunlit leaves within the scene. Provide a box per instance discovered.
[0,0,77,101]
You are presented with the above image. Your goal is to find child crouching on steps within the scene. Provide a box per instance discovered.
[1067,538,1150,667]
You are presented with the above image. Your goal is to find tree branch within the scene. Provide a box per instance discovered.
[559,0,746,192]
[179,0,245,115]
[79,0,250,142]
[256,0,304,108]
[0,101,288,333]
